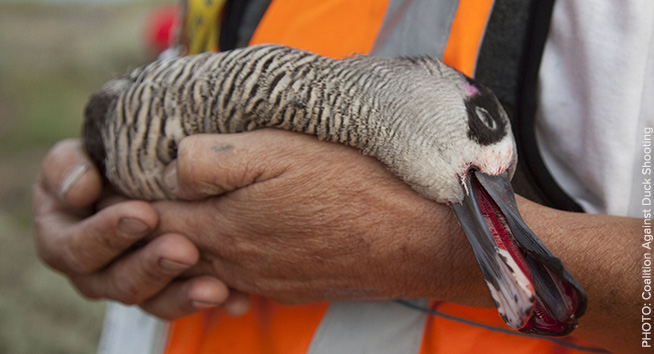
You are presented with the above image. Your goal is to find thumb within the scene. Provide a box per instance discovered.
[165,129,313,200]
[40,139,103,208]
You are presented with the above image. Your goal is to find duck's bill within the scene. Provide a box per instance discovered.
[451,170,587,336]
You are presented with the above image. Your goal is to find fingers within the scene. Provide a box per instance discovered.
[33,184,158,275]
[33,139,244,320]
[166,129,311,200]
[139,278,251,320]
[34,181,235,320]
[140,276,231,320]
[220,290,252,317]
[69,233,239,320]
[70,233,198,304]
[33,138,170,277]
[39,139,103,209]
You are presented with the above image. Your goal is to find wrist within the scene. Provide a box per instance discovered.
[516,196,642,352]
[386,198,492,308]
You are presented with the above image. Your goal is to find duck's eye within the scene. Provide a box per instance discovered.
[476,107,496,130]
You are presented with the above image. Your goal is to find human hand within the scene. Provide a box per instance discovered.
[154,129,491,307]
[31,139,247,320]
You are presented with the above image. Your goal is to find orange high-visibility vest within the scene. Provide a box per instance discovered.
[100,1,608,354]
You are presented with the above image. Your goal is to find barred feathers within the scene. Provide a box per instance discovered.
[84,44,513,202]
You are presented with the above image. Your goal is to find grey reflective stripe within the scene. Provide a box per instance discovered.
[97,302,169,354]
[307,300,429,354]
[372,0,459,58]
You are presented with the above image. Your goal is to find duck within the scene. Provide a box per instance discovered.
[83,44,586,336]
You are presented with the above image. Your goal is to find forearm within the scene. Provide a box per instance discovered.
[147,131,644,350]
[516,196,642,353]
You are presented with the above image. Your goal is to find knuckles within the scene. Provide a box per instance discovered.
[110,276,144,305]
[63,242,103,276]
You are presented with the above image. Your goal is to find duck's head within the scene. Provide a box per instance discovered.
[398,67,586,336]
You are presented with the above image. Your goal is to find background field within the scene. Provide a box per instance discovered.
[0,1,169,353]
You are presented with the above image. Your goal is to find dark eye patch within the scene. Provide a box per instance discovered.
[464,78,507,146]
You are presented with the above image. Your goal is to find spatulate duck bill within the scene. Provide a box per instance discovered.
[451,170,587,336]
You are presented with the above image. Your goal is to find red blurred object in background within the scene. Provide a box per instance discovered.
[144,5,179,55]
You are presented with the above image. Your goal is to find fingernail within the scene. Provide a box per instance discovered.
[60,165,89,199]
[159,258,192,273]
[192,300,220,309]
[117,217,150,239]
[163,163,177,194]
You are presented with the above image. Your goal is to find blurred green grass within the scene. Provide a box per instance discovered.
[0,2,167,353]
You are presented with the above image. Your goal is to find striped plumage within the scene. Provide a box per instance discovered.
[85,45,511,202]
[83,44,586,336]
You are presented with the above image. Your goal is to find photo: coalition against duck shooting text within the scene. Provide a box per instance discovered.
[641,127,653,349]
